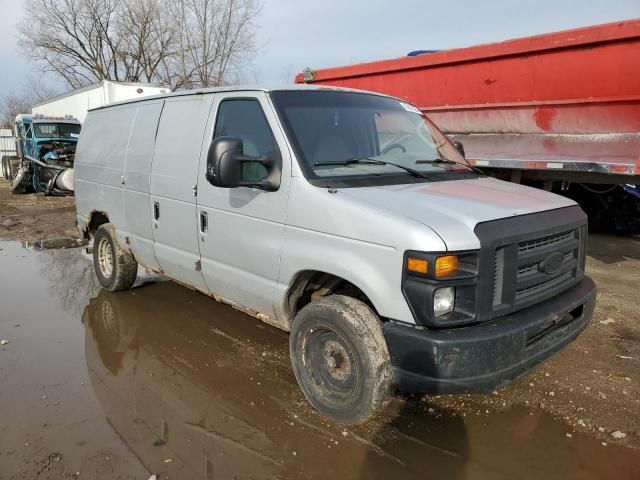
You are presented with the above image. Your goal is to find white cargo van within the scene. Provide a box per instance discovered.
[75,86,596,423]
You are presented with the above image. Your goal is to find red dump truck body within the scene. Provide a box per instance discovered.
[295,19,640,231]
[295,19,640,181]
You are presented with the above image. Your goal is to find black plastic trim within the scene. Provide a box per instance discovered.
[384,276,596,394]
[474,206,587,322]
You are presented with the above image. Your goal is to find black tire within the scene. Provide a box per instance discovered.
[10,165,31,194]
[93,224,138,291]
[289,295,394,424]
[1,156,9,180]
[7,157,16,181]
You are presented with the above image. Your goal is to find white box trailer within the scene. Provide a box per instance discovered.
[32,80,170,123]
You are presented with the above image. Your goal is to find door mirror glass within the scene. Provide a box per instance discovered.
[242,162,269,183]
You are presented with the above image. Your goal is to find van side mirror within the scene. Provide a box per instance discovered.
[206,137,281,190]
[453,140,465,158]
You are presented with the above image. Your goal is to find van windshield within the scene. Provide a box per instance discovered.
[271,90,475,185]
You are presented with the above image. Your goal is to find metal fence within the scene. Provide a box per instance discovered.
[0,128,16,157]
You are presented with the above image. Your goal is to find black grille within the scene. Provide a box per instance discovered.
[516,271,572,300]
[475,206,588,322]
[518,231,575,254]
[517,253,573,279]
[493,226,582,313]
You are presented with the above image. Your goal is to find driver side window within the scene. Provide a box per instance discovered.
[213,99,278,182]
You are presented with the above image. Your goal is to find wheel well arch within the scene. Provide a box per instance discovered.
[285,270,380,323]
[84,210,110,239]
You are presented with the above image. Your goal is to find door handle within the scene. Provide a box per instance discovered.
[200,211,208,233]
[153,201,160,221]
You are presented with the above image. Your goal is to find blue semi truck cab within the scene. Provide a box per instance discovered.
[4,114,81,194]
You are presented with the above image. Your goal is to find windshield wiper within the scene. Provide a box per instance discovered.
[314,158,430,179]
[415,157,485,175]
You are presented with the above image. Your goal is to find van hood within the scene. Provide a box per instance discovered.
[340,177,576,251]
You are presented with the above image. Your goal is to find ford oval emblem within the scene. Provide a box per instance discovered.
[539,251,564,275]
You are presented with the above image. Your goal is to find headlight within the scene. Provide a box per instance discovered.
[434,287,455,317]
[402,250,478,327]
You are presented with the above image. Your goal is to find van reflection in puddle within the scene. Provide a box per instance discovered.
[81,282,636,480]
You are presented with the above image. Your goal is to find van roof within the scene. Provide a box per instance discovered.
[88,84,401,112]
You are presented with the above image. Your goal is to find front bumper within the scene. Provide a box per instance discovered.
[383,277,596,394]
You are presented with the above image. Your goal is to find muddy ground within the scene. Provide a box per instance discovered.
[0,179,639,479]
[0,180,78,243]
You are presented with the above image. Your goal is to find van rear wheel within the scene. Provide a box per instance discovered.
[289,295,394,424]
[93,224,138,291]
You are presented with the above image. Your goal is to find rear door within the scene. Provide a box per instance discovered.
[196,92,291,318]
[122,100,164,270]
[150,94,214,290]
[74,105,137,232]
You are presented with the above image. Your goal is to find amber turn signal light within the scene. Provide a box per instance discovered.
[407,257,428,274]
[435,255,459,277]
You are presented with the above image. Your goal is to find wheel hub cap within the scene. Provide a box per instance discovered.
[97,238,114,278]
[323,339,352,381]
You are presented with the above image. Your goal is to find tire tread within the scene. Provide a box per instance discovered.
[93,224,138,291]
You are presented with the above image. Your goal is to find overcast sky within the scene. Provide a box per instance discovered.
[1,0,639,94]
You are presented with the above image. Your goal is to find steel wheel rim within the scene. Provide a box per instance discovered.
[97,237,114,278]
[303,327,359,402]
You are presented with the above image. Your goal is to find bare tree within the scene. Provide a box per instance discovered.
[0,92,33,125]
[18,0,262,90]
[19,0,124,89]
[26,76,62,103]
[117,0,176,83]
[0,75,63,125]
[165,0,261,89]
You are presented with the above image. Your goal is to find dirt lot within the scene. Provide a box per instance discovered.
[0,179,78,242]
[0,181,640,479]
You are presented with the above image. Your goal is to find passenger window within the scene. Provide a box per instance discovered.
[213,99,278,182]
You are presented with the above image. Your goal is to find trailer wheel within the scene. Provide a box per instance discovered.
[93,224,138,291]
[7,157,17,182]
[9,165,32,194]
[289,295,394,424]
[1,156,9,180]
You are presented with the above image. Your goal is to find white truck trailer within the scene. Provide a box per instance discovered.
[32,80,170,123]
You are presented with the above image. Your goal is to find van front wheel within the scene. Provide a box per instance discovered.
[289,295,394,424]
[93,224,138,291]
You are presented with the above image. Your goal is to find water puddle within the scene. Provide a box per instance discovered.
[21,236,88,250]
[1,241,639,479]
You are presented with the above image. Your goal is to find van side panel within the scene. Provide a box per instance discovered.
[274,177,447,327]
[149,95,214,290]
[75,106,137,234]
[122,101,164,270]
[196,93,291,322]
